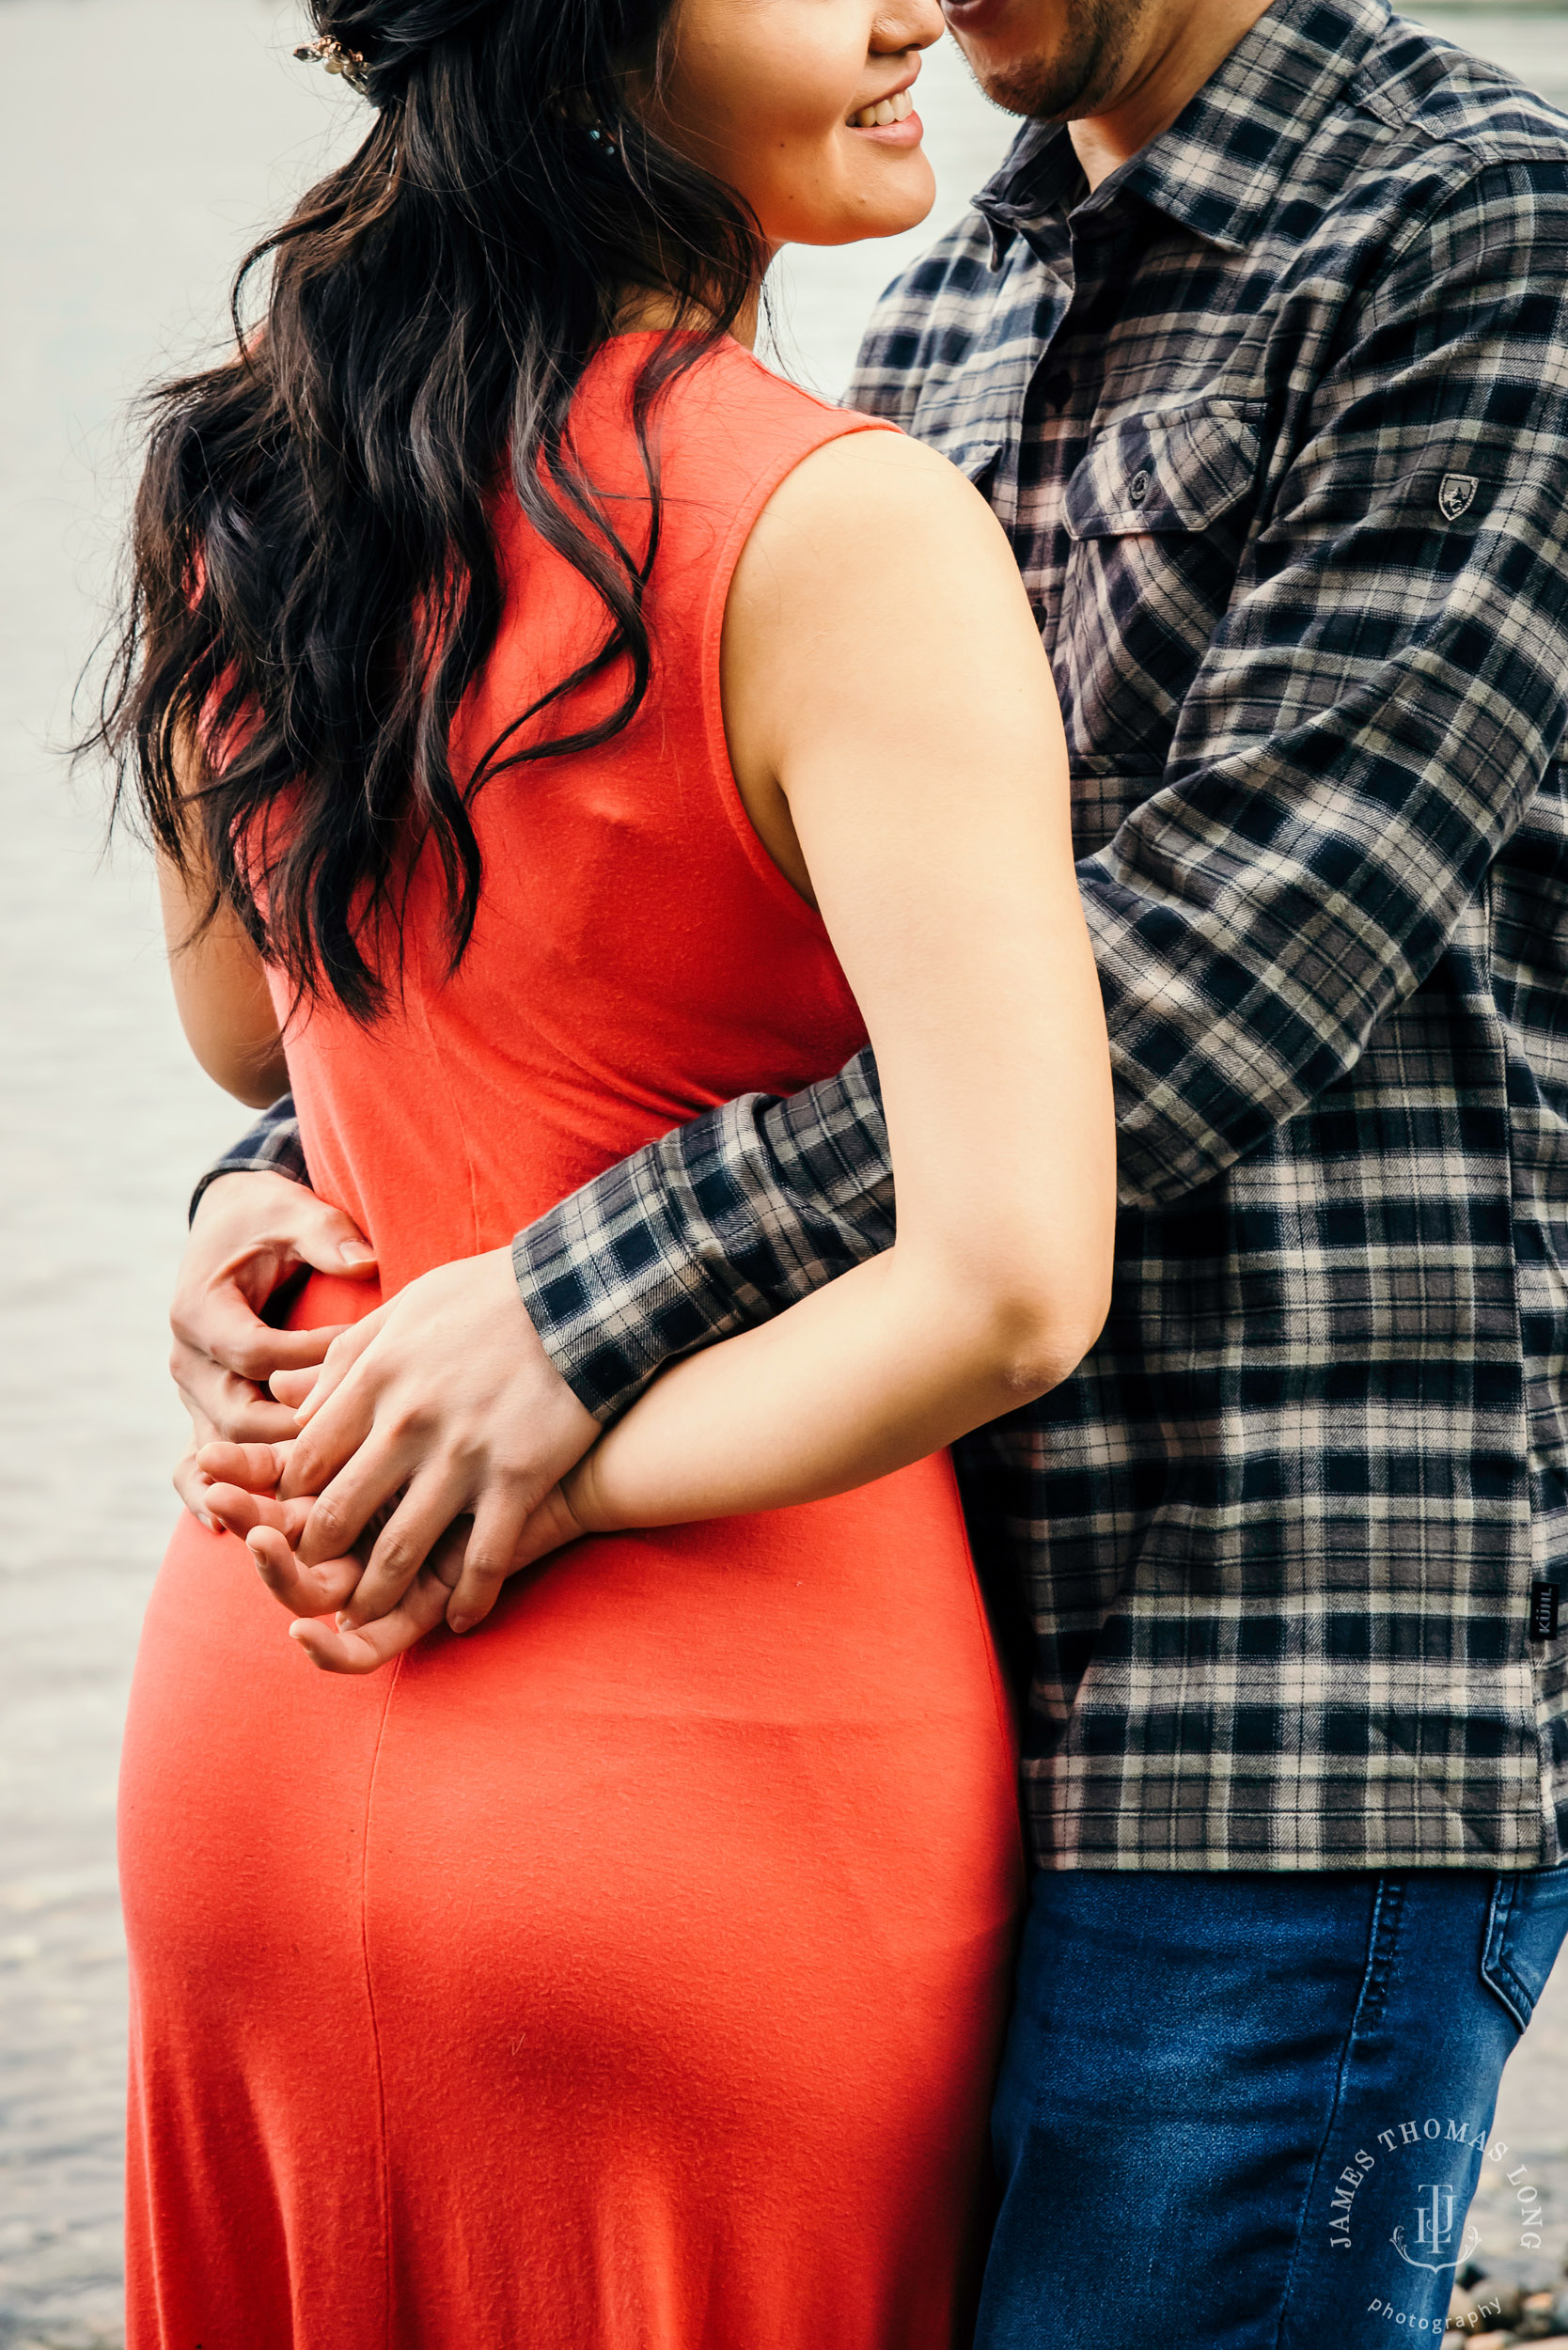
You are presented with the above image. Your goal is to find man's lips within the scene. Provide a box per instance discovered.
[941,0,1011,30]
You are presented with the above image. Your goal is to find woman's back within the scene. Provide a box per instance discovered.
[280,335,883,1292]
[119,338,1025,2349]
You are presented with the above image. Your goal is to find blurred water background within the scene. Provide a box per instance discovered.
[3,5,1568,2342]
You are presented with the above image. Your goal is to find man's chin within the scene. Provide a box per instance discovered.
[944,0,1056,111]
[944,0,1144,123]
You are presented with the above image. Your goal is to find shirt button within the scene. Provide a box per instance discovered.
[1129,469,1151,506]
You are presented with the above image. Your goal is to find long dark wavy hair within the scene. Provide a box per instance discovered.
[89,0,767,1018]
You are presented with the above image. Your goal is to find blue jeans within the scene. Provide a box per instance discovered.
[975,1863,1568,2349]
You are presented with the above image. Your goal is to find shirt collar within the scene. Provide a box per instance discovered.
[974,0,1392,260]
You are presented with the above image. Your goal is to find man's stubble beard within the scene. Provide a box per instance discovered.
[979,0,1152,119]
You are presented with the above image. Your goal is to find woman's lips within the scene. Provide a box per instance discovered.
[847,110,925,148]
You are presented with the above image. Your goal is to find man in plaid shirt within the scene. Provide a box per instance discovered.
[174,0,1568,2334]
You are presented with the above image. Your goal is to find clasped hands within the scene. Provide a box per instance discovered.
[176,1175,604,1673]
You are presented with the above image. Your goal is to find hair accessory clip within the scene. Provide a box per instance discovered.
[293,33,369,91]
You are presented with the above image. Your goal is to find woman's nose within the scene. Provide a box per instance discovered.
[870,0,946,55]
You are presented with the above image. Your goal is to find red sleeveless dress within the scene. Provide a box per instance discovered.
[118,335,1023,2349]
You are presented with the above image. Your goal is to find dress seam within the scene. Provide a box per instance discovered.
[406,912,486,1261]
[361,1654,405,2346]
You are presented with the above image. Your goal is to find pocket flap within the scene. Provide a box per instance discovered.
[938,441,1002,493]
[1065,405,1261,539]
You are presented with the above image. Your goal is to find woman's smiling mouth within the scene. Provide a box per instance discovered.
[848,85,917,128]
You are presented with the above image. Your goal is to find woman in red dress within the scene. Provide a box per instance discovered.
[106,0,1114,2340]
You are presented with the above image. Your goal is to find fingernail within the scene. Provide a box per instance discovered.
[338,1241,376,1264]
[335,1610,353,1631]
[197,1513,215,1533]
[449,1615,475,1636]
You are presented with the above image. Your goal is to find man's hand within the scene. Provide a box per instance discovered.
[169,1170,379,1521]
[200,1245,603,1641]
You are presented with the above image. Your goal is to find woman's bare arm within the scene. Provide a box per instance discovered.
[553,426,1114,1532]
[156,744,289,1107]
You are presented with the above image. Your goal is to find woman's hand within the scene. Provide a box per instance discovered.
[197,1436,366,1619]
[173,1404,227,1531]
[198,1437,589,1674]
[232,1246,602,1637]
[286,1484,588,1672]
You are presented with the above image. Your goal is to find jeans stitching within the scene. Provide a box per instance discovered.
[1359,1873,1406,2029]
[1481,1872,1537,2030]
[1274,1875,1404,2349]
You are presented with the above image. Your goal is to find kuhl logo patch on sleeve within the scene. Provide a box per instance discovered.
[1439,473,1479,521]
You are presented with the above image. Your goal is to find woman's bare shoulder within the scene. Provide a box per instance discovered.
[730,421,1025,648]
[768,419,999,531]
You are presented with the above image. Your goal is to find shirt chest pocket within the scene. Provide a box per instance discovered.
[1058,404,1262,773]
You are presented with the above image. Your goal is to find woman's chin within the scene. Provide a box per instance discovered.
[857,189,939,244]
[788,163,938,249]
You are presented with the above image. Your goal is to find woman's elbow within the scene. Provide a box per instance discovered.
[981,1255,1114,1406]
[224,1061,291,1110]
[1001,1303,1108,1403]
[186,1028,290,1108]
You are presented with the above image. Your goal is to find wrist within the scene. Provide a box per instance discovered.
[560,1443,616,1537]
[191,1165,307,1229]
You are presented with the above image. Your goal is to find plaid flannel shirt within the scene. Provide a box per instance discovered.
[207,0,1568,1871]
